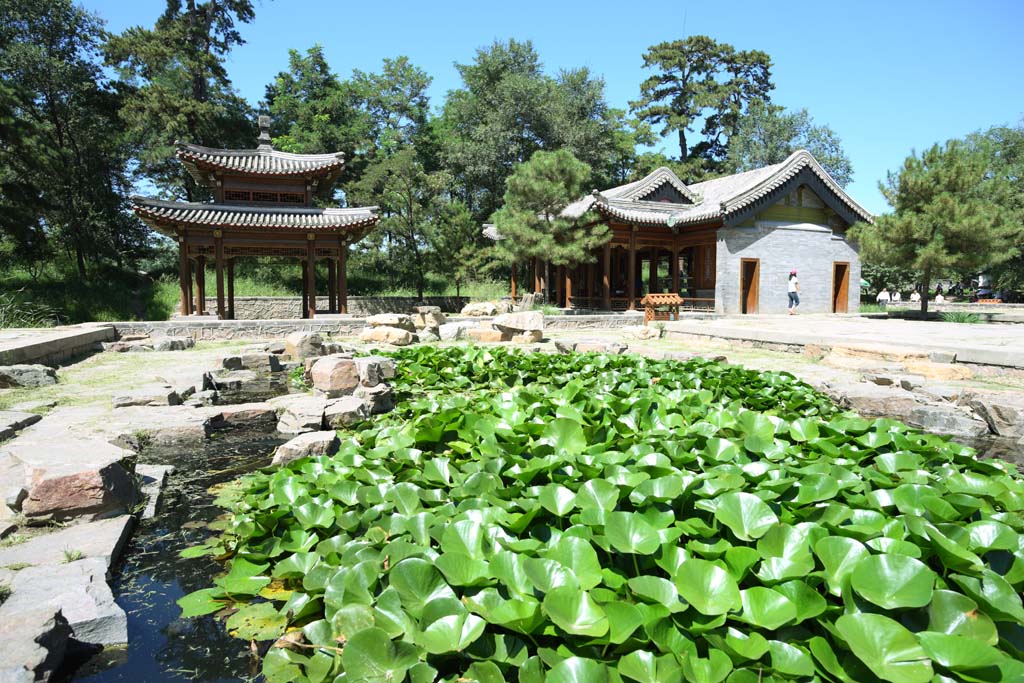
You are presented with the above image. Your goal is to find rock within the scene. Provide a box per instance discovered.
[136,464,173,520]
[575,340,629,354]
[267,341,286,355]
[862,374,896,386]
[802,344,831,360]
[622,325,662,340]
[152,336,194,352]
[0,516,133,572]
[418,329,440,343]
[210,403,278,432]
[310,356,360,398]
[0,412,42,441]
[9,400,56,413]
[276,396,328,434]
[238,353,283,373]
[906,405,990,439]
[6,440,136,523]
[412,310,446,329]
[969,394,1024,437]
[111,385,181,409]
[284,332,323,360]
[321,341,356,355]
[494,311,544,334]
[0,606,70,683]
[467,328,509,343]
[355,356,396,387]
[902,360,972,381]
[511,331,543,344]
[928,351,957,364]
[119,334,150,342]
[183,389,219,407]
[221,355,243,370]
[324,397,371,428]
[554,340,575,354]
[898,375,927,391]
[915,383,963,403]
[0,558,127,645]
[460,302,499,317]
[439,322,476,341]
[208,370,259,392]
[0,365,57,389]
[272,431,340,466]
[355,383,395,415]
[106,407,212,449]
[360,326,414,346]
[830,382,921,419]
[367,313,416,331]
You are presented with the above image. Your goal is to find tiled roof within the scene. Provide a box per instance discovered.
[132,196,378,234]
[176,142,345,185]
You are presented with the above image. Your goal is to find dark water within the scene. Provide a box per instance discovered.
[70,433,286,683]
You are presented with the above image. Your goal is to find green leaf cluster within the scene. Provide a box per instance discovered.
[182,347,1024,683]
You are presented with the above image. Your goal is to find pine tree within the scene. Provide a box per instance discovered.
[490,150,609,268]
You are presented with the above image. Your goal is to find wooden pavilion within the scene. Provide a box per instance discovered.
[132,116,379,319]
[487,150,872,315]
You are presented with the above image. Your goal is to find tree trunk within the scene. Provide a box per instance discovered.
[74,240,87,279]
[678,129,688,160]
[919,266,932,319]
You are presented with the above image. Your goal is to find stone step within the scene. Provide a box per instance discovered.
[0,516,133,573]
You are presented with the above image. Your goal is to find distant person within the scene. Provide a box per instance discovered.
[909,291,921,303]
[876,288,891,308]
[935,293,945,303]
[787,270,800,315]
[935,283,944,297]
[892,291,902,303]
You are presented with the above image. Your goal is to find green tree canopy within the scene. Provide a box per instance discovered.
[849,139,1022,313]
[490,149,608,268]
[105,0,255,200]
[630,36,773,178]
[724,100,853,187]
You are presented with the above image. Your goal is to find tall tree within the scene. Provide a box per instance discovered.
[725,100,854,186]
[351,56,432,156]
[490,149,608,268]
[631,36,773,179]
[105,0,255,199]
[0,0,143,278]
[849,140,1021,315]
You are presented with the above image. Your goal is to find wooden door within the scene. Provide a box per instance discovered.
[740,259,759,314]
[832,262,850,313]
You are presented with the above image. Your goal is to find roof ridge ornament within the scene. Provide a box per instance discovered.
[257,115,273,151]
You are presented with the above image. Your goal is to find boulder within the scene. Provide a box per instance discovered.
[106,407,212,449]
[439,322,476,341]
[511,331,543,344]
[367,313,416,332]
[494,311,544,334]
[210,403,278,432]
[969,393,1024,437]
[905,405,990,439]
[152,336,195,352]
[0,411,42,442]
[272,431,340,466]
[355,383,395,415]
[830,382,921,420]
[467,328,508,343]
[102,341,153,353]
[0,365,57,389]
[310,356,360,398]
[0,606,70,683]
[355,356,396,387]
[284,331,323,360]
[622,325,662,341]
[418,329,440,343]
[111,385,182,409]
[575,340,629,354]
[360,326,414,346]
[207,369,259,392]
[460,302,499,317]
[862,374,896,387]
[413,310,447,329]
[238,353,283,373]
[183,389,219,407]
[321,340,357,355]
[902,360,972,381]
[324,396,371,428]
[553,340,575,354]
[276,396,328,434]
[0,516,132,572]
[7,440,136,523]
[0,558,127,646]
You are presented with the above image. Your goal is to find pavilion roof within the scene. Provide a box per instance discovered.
[176,142,345,186]
[132,196,378,235]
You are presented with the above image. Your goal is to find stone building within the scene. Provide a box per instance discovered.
[487,149,872,315]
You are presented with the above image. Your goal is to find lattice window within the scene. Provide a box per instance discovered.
[225,246,307,257]
[252,191,278,202]
[280,192,305,204]
[224,190,250,202]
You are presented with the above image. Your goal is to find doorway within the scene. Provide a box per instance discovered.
[740,259,759,314]
[832,262,850,313]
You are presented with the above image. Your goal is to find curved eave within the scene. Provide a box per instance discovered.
[593,198,722,228]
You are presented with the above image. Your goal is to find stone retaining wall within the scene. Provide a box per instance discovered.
[109,313,646,341]
[197,295,470,318]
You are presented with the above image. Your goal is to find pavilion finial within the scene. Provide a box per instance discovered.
[257,115,273,150]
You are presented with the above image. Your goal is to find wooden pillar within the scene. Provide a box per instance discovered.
[602,243,611,310]
[555,265,564,308]
[671,246,680,294]
[306,235,316,319]
[195,255,206,315]
[214,231,225,319]
[649,247,658,294]
[328,259,337,313]
[565,265,573,308]
[301,261,308,319]
[587,262,595,302]
[534,257,542,294]
[627,228,637,310]
[178,235,191,316]
[337,238,348,314]
[227,259,235,320]
[510,262,517,299]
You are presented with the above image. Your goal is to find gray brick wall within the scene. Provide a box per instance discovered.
[715,223,860,314]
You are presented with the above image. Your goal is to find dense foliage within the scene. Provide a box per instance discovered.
[182,347,1024,683]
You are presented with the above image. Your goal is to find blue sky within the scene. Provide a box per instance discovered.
[84,0,1023,215]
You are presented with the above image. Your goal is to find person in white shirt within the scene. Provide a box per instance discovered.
[935,293,945,303]
[909,291,921,303]
[787,270,800,315]
[876,288,891,308]
[892,291,902,303]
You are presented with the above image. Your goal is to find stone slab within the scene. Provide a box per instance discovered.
[0,412,42,441]
[0,516,133,573]
[0,605,70,683]
[0,325,114,366]
[136,464,174,520]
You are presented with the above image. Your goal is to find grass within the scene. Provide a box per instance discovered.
[62,548,84,563]
[940,311,983,324]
